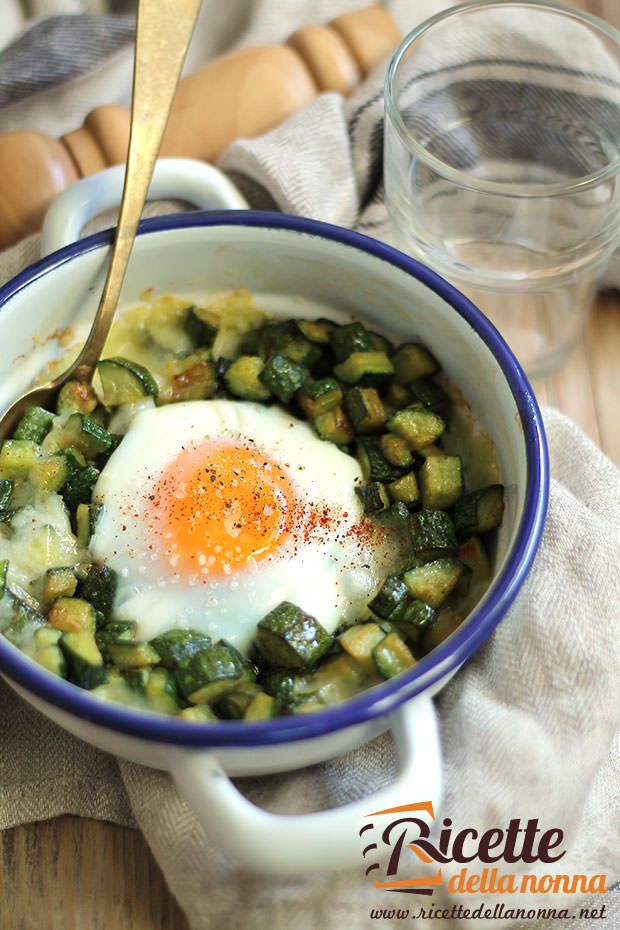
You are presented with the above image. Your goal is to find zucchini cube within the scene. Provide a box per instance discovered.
[354,481,391,514]
[334,351,394,386]
[373,632,415,679]
[409,509,457,560]
[388,471,420,506]
[151,629,213,669]
[454,485,505,535]
[78,564,118,621]
[419,455,463,509]
[176,642,249,704]
[329,322,375,361]
[344,387,387,434]
[97,357,159,406]
[386,406,445,450]
[224,355,271,401]
[259,353,308,403]
[47,597,96,633]
[356,437,408,483]
[391,343,439,385]
[297,378,343,419]
[403,559,464,609]
[256,602,332,670]
[60,449,99,511]
[0,479,13,520]
[368,575,409,620]
[13,406,54,444]
[56,380,98,416]
[60,630,107,690]
[313,406,353,445]
[107,640,161,670]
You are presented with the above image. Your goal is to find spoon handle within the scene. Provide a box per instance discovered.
[70,0,202,383]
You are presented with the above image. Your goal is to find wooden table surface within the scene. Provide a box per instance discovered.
[0,294,617,930]
[2,2,620,923]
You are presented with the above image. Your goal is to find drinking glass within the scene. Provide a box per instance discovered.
[384,0,620,378]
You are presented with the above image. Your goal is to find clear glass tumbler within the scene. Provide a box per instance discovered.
[384,0,620,378]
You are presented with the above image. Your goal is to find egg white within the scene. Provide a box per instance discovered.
[90,400,404,653]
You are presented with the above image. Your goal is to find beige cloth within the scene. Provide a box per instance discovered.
[0,3,619,929]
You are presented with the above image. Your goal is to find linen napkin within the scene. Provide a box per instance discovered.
[0,3,619,930]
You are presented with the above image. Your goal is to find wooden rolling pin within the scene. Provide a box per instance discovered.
[0,5,401,250]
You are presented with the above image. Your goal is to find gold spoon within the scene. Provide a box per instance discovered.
[0,0,202,440]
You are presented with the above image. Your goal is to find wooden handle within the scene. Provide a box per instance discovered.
[0,5,401,251]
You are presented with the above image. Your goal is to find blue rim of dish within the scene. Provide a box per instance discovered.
[0,210,549,747]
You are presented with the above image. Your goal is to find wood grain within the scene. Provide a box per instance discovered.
[1,2,619,927]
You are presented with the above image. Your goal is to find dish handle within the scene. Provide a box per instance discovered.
[40,157,248,255]
[172,693,441,875]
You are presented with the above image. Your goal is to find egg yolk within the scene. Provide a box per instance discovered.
[152,439,297,578]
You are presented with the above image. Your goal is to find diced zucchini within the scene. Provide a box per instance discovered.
[33,626,63,648]
[344,387,386,434]
[185,305,219,347]
[356,437,408,483]
[388,471,420,506]
[0,440,39,479]
[13,406,54,443]
[35,644,66,677]
[377,501,411,527]
[313,406,353,445]
[386,406,445,450]
[97,357,158,406]
[454,485,505,535]
[151,628,213,669]
[457,535,491,580]
[0,479,13,520]
[338,622,386,675]
[404,559,464,608]
[145,667,182,714]
[124,668,150,692]
[333,351,393,385]
[47,596,96,633]
[419,455,463,509]
[60,629,107,689]
[393,599,436,645]
[244,692,276,720]
[216,683,262,719]
[296,319,333,345]
[29,454,67,495]
[385,383,413,410]
[78,564,117,621]
[297,378,343,419]
[409,509,457,560]
[380,434,414,468]
[368,330,394,355]
[178,704,218,723]
[418,444,445,459]
[107,640,161,669]
[160,351,217,404]
[312,652,367,705]
[280,337,321,368]
[224,355,271,401]
[75,503,90,548]
[256,602,333,670]
[422,607,463,653]
[60,449,99,511]
[46,413,114,458]
[95,620,137,662]
[373,632,416,678]
[56,380,98,416]
[391,343,439,384]
[256,320,298,359]
[408,378,449,413]
[329,322,374,361]
[369,575,409,620]
[354,481,390,514]
[259,353,307,403]
[176,642,249,705]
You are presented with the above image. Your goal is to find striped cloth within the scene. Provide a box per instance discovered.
[0,4,619,930]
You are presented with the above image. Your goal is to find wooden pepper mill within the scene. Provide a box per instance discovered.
[0,5,401,250]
